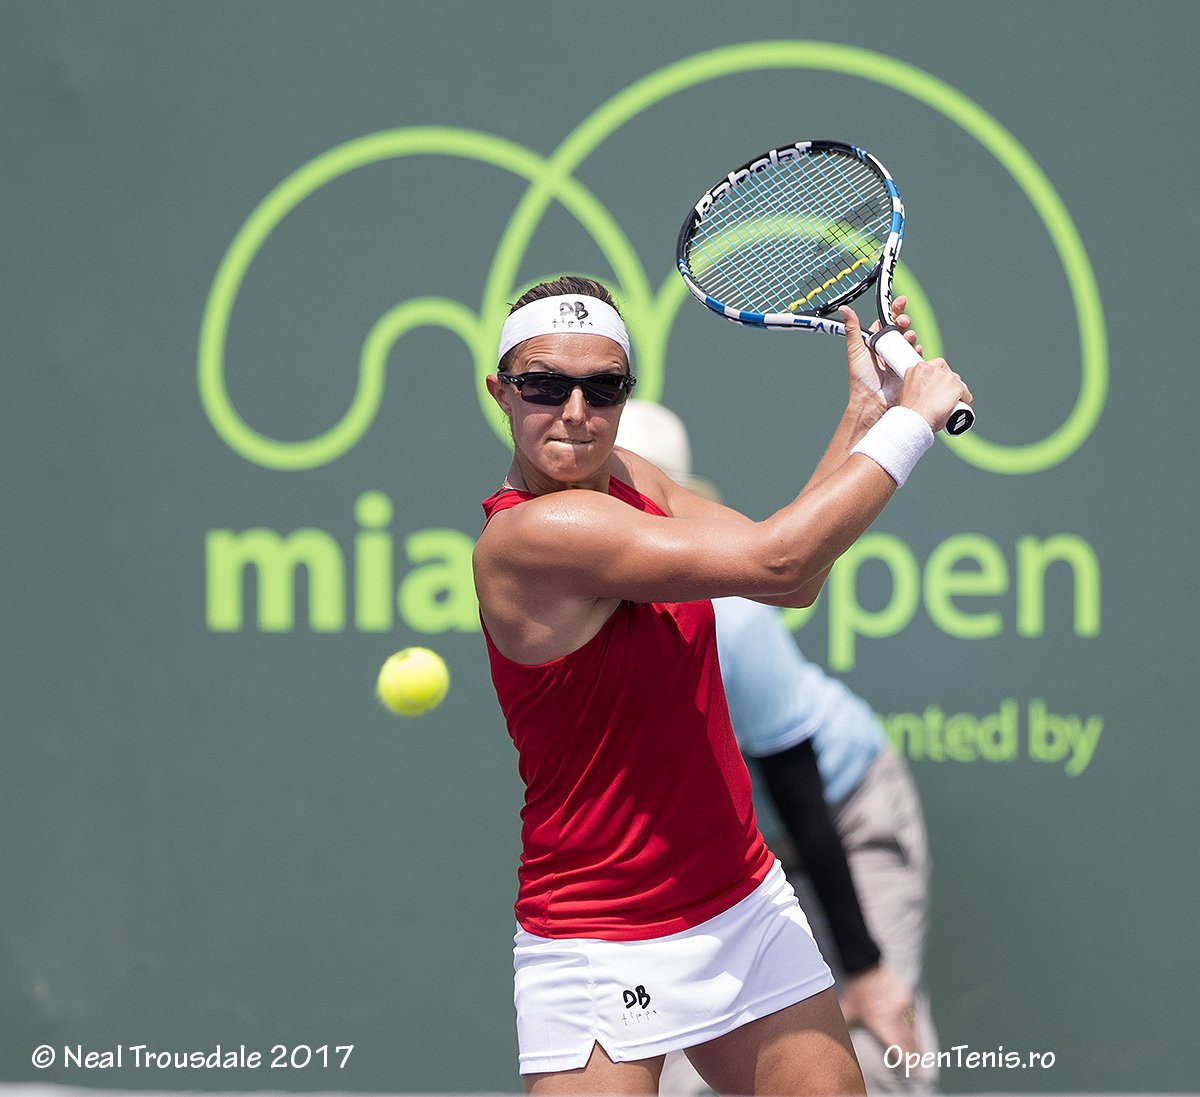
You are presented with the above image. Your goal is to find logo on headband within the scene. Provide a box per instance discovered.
[554,300,593,329]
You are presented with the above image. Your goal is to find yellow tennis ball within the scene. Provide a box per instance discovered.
[376,647,449,716]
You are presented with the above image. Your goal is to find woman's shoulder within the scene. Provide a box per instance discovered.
[476,484,622,554]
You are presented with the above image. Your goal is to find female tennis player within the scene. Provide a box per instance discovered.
[473,276,969,1095]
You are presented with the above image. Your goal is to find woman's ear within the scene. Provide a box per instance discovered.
[485,373,513,417]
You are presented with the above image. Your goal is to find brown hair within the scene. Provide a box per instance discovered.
[507,276,621,316]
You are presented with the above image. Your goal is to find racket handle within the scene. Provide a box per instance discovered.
[867,325,975,435]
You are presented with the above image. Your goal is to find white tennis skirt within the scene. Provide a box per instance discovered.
[512,859,833,1074]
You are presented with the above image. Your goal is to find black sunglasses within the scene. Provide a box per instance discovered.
[497,370,636,408]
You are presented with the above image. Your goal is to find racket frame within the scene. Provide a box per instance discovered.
[675,139,901,336]
[675,139,974,435]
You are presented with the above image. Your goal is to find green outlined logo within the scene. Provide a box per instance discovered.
[199,40,1106,696]
[198,41,1107,476]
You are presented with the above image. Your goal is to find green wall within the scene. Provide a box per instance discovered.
[3,1,1196,1092]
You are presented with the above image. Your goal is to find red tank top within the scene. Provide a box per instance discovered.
[481,478,773,940]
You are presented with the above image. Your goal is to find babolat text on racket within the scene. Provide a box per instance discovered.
[676,139,974,434]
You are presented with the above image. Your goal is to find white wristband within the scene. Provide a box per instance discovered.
[850,406,935,487]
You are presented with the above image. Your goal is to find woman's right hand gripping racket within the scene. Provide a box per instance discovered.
[676,139,974,435]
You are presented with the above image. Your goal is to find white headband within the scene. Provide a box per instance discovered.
[497,294,631,365]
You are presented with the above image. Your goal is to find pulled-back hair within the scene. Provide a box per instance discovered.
[508,276,621,316]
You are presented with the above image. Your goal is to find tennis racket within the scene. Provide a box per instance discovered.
[676,139,974,435]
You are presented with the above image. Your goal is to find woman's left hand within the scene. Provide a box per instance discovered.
[840,296,923,410]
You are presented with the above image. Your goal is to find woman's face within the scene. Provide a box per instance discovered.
[488,332,631,494]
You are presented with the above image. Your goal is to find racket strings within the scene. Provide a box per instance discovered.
[686,151,893,315]
[697,160,883,310]
[697,155,885,304]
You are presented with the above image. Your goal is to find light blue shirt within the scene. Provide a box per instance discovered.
[713,597,883,804]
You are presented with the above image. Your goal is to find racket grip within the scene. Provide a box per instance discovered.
[867,325,975,436]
